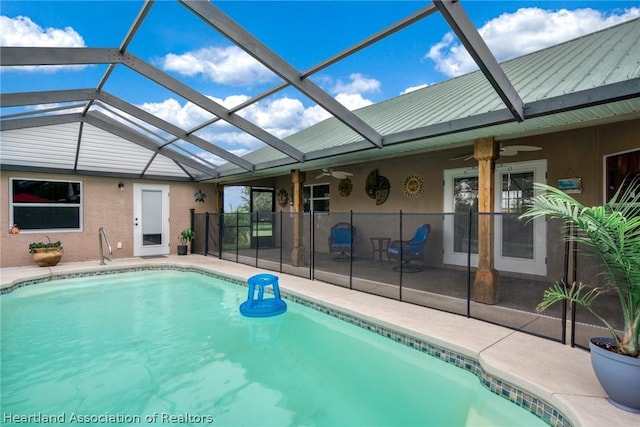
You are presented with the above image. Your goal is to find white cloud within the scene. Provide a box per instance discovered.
[136,72,384,156]
[137,94,330,154]
[196,128,264,157]
[242,97,306,136]
[160,46,277,86]
[209,94,328,138]
[401,83,430,95]
[427,7,640,77]
[332,73,381,95]
[326,73,380,110]
[335,93,373,111]
[0,15,86,72]
[138,98,215,129]
[301,105,332,127]
[0,15,85,47]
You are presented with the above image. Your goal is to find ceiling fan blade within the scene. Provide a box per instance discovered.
[316,172,328,179]
[504,145,542,152]
[499,149,520,156]
[332,171,353,179]
[451,144,541,161]
[449,152,474,161]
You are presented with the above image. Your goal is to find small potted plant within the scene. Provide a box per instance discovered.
[28,235,63,267]
[520,177,640,412]
[177,227,194,255]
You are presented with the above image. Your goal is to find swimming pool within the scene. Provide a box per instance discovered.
[1,269,552,426]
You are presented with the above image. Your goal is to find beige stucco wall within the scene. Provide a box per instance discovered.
[1,173,217,267]
[269,119,639,214]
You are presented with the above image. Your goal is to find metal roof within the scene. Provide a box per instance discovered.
[1,1,639,183]
[215,17,640,178]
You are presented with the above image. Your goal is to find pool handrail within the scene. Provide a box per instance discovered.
[98,227,113,265]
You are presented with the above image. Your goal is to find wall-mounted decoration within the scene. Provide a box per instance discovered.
[365,169,390,205]
[194,189,207,203]
[338,178,353,197]
[557,177,583,194]
[403,173,424,198]
[277,189,289,208]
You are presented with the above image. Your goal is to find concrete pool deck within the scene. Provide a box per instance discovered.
[2,255,639,427]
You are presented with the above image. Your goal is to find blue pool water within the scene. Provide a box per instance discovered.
[1,270,548,426]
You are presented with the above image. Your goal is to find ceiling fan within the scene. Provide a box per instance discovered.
[449,144,542,161]
[315,168,354,179]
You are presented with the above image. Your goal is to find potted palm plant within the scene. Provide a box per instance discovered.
[29,235,63,267]
[520,177,639,413]
[177,227,194,255]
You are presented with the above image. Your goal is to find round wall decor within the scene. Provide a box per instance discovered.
[365,169,390,205]
[403,173,424,198]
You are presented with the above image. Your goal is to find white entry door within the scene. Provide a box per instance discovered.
[133,184,170,257]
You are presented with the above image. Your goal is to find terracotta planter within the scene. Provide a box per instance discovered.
[589,337,640,413]
[32,248,63,267]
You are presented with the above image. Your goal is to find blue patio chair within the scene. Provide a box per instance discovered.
[329,222,355,260]
[387,224,431,272]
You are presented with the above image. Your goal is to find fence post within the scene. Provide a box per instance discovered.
[235,211,239,262]
[399,210,403,299]
[279,210,283,273]
[310,212,314,281]
[255,211,259,268]
[349,210,353,290]
[218,212,223,258]
[189,208,195,255]
[570,224,578,347]
[204,212,210,256]
[466,208,472,318]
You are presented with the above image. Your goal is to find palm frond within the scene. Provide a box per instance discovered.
[523,176,640,356]
[536,281,607,313]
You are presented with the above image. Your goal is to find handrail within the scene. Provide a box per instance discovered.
[98,227,113,265]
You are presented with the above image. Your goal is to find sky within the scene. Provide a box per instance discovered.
[1,0,639,169]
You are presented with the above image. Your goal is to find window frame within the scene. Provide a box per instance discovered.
[494,161,547,275]
[443,159,547,276]
[9,177,84,233]
[303,183,330,213]
[603,148,640,203]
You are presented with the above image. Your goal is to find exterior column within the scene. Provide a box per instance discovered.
[473,137,500,304]
[291,170,306,266]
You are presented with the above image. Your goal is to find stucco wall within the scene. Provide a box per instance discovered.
[1,173,217,267]
[269,119,638,215]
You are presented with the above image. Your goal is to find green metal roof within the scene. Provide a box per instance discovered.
[216,17,640,179]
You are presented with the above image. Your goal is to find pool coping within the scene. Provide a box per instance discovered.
[2,255,640,427]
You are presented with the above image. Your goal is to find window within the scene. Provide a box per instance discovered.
[499,170,535,260]
[10,178,82,231]
[451,175,478,254]
[605,149,639,201]
[303,183,330,212]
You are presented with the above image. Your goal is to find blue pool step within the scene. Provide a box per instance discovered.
[239,274,287,318]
